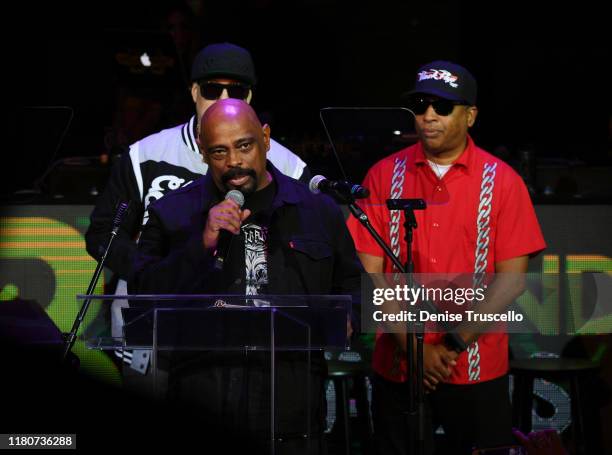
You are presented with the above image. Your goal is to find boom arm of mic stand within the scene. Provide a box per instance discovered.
[62,229,118,363]
[347,202,406,273]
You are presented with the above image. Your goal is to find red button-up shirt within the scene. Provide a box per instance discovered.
[347,136,546,383]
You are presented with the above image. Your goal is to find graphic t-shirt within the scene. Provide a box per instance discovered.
[225,180,277,302]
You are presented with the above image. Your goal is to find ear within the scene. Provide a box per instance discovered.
[262,124,271,153]
[195,134,209,163]
[190,82,200,104]
[466,106,478,128]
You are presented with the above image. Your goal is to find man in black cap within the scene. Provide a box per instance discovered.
[85,43,311,377]
[347,61,545,453]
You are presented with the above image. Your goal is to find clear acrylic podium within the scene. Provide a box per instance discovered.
[82,294,352,453]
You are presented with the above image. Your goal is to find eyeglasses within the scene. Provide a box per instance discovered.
[199,82,251,101]
[407,96,466,116]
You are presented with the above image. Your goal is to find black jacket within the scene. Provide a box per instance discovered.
[128,163,361,445]
[129,162,363,308]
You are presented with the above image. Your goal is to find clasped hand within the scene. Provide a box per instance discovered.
[422,343,458,391]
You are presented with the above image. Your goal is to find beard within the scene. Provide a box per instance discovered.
[221,167,258,194]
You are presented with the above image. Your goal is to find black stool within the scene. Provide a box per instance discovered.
[327,358,373,455]
[510,358,602,455]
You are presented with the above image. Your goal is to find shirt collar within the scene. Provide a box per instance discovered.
[268,160,301,206]
[413,134,476,175]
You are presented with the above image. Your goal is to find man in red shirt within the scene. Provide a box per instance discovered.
[347,61,546,454]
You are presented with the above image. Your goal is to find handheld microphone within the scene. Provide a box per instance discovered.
[213,190,245,271]
[309,175,370,199]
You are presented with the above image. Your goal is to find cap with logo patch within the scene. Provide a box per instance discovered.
[402,60,477,105]
[190,42,257,86]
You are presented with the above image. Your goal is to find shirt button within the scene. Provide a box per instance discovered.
[436,186,442,192]
[430,258,437,264]
[433,222,439,228]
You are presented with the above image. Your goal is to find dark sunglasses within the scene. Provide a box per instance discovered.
[407,96,466,116]
[199,82,251,101]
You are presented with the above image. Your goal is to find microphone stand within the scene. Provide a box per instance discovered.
[348,195,427,455]
[347,202,406,272]
[386,198,426,455]
[62,202,130,363]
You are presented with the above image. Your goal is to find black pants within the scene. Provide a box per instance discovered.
[371,374,513,455]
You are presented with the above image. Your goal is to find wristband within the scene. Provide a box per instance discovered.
[444,333,468,353]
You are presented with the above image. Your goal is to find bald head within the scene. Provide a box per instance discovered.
[201,98,262,135]
[198,99,271,194]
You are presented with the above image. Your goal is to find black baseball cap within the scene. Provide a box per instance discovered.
[190,42,257,86]
[402,60,477,105]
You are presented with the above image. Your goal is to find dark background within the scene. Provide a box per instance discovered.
[5,1,610,183]
[1,2,611,451]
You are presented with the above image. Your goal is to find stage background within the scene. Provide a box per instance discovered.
[1,203,610,438]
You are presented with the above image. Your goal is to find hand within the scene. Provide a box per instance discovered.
[423,376,438,392]
[422,343,458,391]
[203,199,251,250]
[512,428,568,455]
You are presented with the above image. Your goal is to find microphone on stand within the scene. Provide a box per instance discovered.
[111,201,130,235]
[309,175,370,199]
[213,190,245,271]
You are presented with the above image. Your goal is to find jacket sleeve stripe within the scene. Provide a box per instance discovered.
[129,143,144,200]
